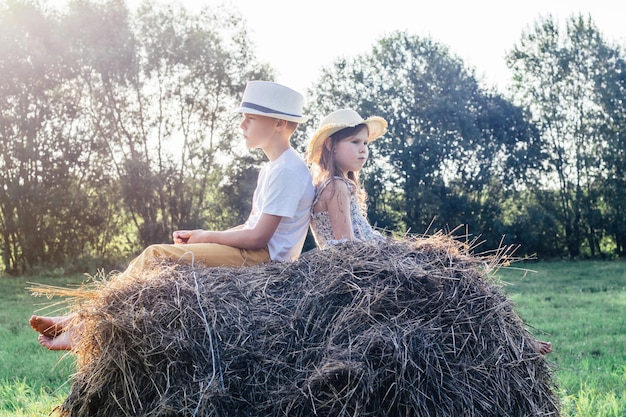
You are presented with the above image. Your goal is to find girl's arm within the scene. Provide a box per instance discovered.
[323,179,355,241]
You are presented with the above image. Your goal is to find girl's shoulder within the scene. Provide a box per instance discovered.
[317,176,355,189]
[316,176,355,197]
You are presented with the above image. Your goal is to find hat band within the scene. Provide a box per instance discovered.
[240,102,302,119]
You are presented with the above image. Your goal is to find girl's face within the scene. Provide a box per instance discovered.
[240,113,277,149]
[332,126,369,175]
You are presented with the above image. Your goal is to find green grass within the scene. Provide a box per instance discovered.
[497,260,626,417]
[0,275,82,417]
[0,262,624,416]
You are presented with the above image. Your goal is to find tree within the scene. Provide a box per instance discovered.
[0,0,121,273]
[592,36,626,257]
[0,0,274,273]
[306,32,539,249]
[70,0,272,247]
[508,14,626,257]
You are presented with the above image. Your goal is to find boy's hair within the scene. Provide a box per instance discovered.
[313,124,368,209]
[285,120,298,133]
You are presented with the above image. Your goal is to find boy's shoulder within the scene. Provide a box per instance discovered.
[269,148,307,169]
[261,148,311,181]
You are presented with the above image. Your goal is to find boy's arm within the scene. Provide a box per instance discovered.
[176,214,282,249]
[228,224,245,230]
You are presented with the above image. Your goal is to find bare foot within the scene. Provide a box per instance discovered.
[37,330,74,351]
[30,315,81,351]
[29,315,72,337]
[536,340,552,355]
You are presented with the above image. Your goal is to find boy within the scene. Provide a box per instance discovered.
[130,80,314,267]
[30,81,315,350]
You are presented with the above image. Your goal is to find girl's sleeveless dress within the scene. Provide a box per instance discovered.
[309,177,384,249]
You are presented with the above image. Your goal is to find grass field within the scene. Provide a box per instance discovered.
[0,261,624,416]
[0,274,79,417]
[496,260,626,416]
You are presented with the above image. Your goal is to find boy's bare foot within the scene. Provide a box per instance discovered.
[29,315,71,337]
[37,330,74,351]
[536,340,552,355]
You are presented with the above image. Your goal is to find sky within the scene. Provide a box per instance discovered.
[182,0,626,95]
[54,0,626,94]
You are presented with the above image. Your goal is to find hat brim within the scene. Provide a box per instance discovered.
[236,105,310,123]
[307,116,387,164]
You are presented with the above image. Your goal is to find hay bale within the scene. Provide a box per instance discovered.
[47,235,560,416]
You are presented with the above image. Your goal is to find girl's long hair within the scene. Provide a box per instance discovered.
[311,124,368,209]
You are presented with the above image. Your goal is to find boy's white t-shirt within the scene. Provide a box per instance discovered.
[244,147,314,262]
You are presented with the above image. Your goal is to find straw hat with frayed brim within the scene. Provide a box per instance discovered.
[235,80,309,123]
[307,108,387,164]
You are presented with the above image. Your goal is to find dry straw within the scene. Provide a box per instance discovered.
[32,234,560,416]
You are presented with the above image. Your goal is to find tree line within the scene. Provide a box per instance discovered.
[1,0,624,275]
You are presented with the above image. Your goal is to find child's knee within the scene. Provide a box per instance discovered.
[142,244,166,258]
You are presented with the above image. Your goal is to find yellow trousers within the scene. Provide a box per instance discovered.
[125,243,271,273]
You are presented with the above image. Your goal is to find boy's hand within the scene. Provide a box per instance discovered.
[173,229,210,244]
[172,231,191,244]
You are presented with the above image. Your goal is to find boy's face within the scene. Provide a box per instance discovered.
[240,113,278,150]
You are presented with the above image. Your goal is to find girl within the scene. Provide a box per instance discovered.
[307,108,387,248]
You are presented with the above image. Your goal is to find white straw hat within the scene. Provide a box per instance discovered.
[235,81,309,123]
[307,108,387,164]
